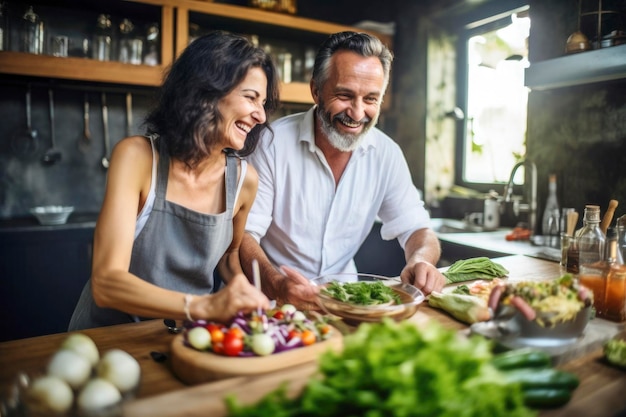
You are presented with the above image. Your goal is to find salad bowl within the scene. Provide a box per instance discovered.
[312,273,425,324]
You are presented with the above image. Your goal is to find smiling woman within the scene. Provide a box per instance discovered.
[67,31,280,333]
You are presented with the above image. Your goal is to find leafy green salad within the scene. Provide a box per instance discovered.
[320,281,401,306]
[226,319,536,417]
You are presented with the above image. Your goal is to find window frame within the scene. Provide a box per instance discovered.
[453,1,530,194]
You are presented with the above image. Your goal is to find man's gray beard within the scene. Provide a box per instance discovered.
[316,105,377,152]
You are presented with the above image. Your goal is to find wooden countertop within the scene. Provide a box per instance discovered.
[1,255,625,416]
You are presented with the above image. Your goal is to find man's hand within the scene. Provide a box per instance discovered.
[400,260,446,295]
[274,265,320,311]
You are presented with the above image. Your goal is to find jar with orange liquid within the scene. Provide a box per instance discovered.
[603,228,626,322]
[580,228,625,322]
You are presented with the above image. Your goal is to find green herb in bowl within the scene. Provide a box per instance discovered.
[321,281,401,306]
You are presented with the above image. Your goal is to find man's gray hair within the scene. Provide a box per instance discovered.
[312,31,393,92]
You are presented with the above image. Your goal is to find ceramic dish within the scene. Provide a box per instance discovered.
[312,273,425,324]
[470,305,592,349]
[29,205,74,225]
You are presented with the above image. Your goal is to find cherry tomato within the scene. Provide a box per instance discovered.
[301,330,316,346]
[223,333,244,356]
[287,329,301,341]
[209,327,224,344]
[205,323,220,333]
[272,310,285,320]
[318,324,331,335]
[227,327,245,340]
[212,342,224,355]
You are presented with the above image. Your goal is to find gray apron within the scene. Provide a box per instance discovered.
[69,136,237,330]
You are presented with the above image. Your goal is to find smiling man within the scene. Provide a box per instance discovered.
[241,31,445,309]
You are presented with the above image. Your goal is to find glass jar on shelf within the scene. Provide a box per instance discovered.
[143,22,159,66]
[93,14,113,61]
[0,1,8,52]
[21,5,44,54]
[118,18,142,65]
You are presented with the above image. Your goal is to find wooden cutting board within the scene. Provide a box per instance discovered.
[170,326,343,385]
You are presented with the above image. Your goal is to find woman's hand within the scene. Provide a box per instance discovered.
[197,274,270,323]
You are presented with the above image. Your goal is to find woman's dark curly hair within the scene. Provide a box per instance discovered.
[144,31,280,167]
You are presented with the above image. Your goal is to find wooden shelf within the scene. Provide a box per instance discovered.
[0,52,167,86]
[0,0,390,104]
[176,0,391,45]
[525,44,626,90]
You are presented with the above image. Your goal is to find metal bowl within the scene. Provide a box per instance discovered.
[312,273,425,324]
[29,206,74,225]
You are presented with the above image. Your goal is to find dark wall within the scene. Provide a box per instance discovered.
[526,0,626,222]
[0,82,154,218]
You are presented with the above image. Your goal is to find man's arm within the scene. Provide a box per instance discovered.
[400,228,446,295]
[240,232,283,300]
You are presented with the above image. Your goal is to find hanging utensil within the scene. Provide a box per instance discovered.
[42,88,62,165]
[78,93,91,152]
[101,92,110,169]
[11,85,38,156]
[125,92,133,137]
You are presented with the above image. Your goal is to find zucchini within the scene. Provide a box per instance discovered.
[502,368,580,390]
[491,348,552,370]
[522,388,572,408]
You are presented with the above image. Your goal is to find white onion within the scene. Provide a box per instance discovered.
[47,349,93,390]
[96,349,141,394]
[25,375,74,415]
[187,327,211,350]
[61,333,100,366]
[251,333,275,356]
[77,378,122,413]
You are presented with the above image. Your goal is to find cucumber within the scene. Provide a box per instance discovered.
[522,388,572,408]
[502,368,580,390]
[491,348,552,370]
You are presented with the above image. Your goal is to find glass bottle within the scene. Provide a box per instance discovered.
[21,5,44,54]
[0,1,8,52]
[577,205,607,316]
[576,205,605,267]
[603,227,626,322]
[143,23,160,66]
[118,18,142,65]
[93,14,113,61]
[618,214,626,263]
[541,174,560,236]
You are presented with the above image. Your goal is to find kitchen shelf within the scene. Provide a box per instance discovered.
[0,1,174,87]
[0,0,391,104]
[525,44,626,90]
[0,52,167,86]
[174,0,392,104]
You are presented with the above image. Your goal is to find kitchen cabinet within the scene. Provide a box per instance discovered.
[0,223,95,342]
[525,44,626,90]
[0,0,391,104]
[0,0,174,87]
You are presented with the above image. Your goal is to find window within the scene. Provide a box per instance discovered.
[455,6,530,191]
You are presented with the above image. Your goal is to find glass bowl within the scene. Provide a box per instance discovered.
[30,206,74,225]
[312,273,425,324]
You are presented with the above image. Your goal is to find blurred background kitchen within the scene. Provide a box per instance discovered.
[1,0,625,340]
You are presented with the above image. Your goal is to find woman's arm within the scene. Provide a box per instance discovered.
[217,162,258,284]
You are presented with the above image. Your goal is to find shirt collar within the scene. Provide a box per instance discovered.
[299,106,377,153]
